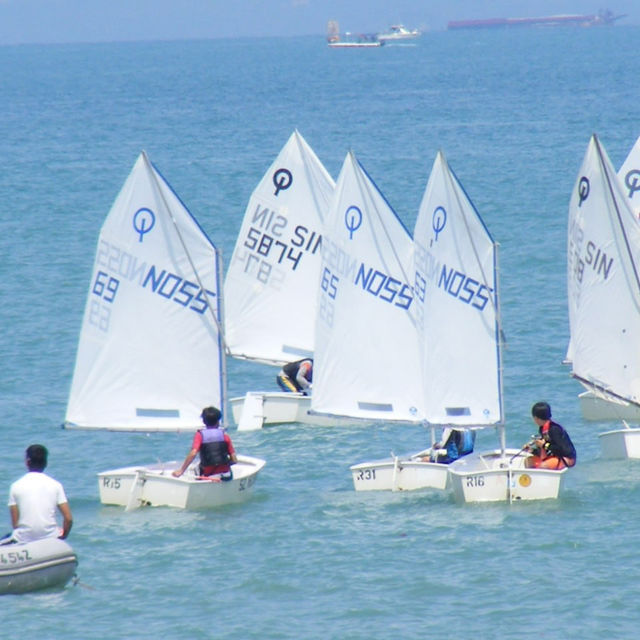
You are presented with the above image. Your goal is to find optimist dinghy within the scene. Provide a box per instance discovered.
[224,131,353,429]
[64,152,265,508]
[98,455,266,511]
[349,152,493,492]
[577,134,640,422]
[566,135,640,458]
[431,149,568,502]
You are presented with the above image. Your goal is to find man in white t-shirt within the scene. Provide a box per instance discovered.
[5,444,73,544]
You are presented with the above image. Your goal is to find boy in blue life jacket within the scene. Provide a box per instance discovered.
[428,428,475,464]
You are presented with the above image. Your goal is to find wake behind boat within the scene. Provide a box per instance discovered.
[0,538,77,595]
[64,152,265,507]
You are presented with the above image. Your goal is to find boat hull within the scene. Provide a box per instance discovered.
[98,455,266,510]
[448,449,567,503]
[0,538,77,595]
[578,390,640,422]
[350,452,449,491]
[230,392,354,429]
[599,427,640,459]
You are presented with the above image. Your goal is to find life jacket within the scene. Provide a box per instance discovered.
[444,429,475,461]
[282,359,313,382]
[199,428,230,468]
[541,420,576,462]
[457,429,476,456]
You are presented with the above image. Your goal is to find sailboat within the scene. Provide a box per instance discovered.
[224,130,348,429]
[350,152,486,492]
[577,134,640,422]
[64,152,265,509]
[311,150,422,444]
[566,135,640,458]
[347,151,559,500]
[438,154,568,502]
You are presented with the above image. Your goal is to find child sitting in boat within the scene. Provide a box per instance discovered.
[524,402,576,470]
[425,428,476,464]
[172,406,237,480]
[276,358,313,395]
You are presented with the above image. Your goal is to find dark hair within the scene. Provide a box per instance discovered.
[201,406,222,427]
[531,402,552,421]
[26,444,48,471]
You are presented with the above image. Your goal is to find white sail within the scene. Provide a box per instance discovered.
[414,151,502,426]
[567,135,640,404]
[618,135,640,217]
[224,130,335,365]
[65,152,225,431]
[311,151,423,422]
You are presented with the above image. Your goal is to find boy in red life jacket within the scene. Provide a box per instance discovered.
[525,401,576,470]
[172,406,237,480]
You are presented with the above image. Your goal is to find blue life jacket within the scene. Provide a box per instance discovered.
[446,429,476,461]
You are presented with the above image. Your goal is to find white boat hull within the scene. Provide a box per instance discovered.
[578,390,640,422]
[0,538,77,595]
[448,449,567,503]
[350,451,449,491]
[98,455,266,510]
[599,427,640,459]
[230,392,354,429]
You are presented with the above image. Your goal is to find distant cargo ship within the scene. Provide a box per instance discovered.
[448,8,626,30]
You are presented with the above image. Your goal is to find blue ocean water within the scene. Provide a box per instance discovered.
[2,27,640,638]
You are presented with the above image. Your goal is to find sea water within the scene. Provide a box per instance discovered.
[1,27,640,638]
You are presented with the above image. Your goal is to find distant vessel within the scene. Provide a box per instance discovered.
[448,9,625,30]
[377,24,421,42]
[326,20,383,47]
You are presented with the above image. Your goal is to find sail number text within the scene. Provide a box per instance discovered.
[233,204,322,287]
[0,549,33,565]
[355,468,376,481]
[101,477,122,489]
[88,239,218,333]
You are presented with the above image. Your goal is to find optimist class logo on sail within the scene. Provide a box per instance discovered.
[86,207,218,333]
[414,205,493,312]
[317,205,414,328]
[568,176,615,313]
